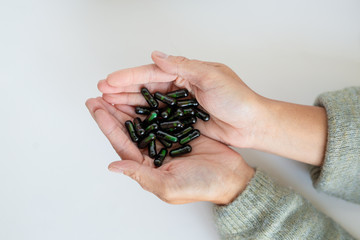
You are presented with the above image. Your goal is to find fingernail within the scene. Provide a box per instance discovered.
[108,166,124,174]
[153,50,168,59]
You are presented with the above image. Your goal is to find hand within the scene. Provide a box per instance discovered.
[85,97,255,205]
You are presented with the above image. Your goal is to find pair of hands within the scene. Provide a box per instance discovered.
[86,51,327,205]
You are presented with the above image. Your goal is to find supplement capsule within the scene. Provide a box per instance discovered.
[133,117,145,136]
[179,129,200,145]
[144,110,159,124]
[156,130,178,143]
[144,123,159,135]
[170,145,192,157]
[154,148,167,167]
[161,106,172,119]
[166,89,189,99]
[177,99,198,108]
[135,106,152,115]
[125,120,139,142]
[154,92,177,106]
[148,140,157,158]
[141,87,158,108]
[168,108,184,120]
[138,133,156,149]
[182,108,195,117]
[181,117,197,126]
[158,138,172,148]
[174,126,194,138]
[195,108,210,121]
[160,120,184,129]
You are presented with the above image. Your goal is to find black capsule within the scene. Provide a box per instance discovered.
[125,120,139,142]
[168,108,184,120]
[195,108,210,121]
[138,133,156,149]
[133,117,145,136]
[179,130,200,145]
[135,106,152,115]
[154,92,177,106]
[141,87,158,108]
[144,110,159,124]
[158,138,172,148]
[177,99,198,108]
[174,126,194,138]
[181,117,197,126]
[144,123,158,135]
[148,140,157,158]
[166,89,189,99]
[182,108,195,117]
[154,148,167,167]
[156,130,178,143]
[160,120,184,129]
[170,145,192,157]
[161,106,172,119]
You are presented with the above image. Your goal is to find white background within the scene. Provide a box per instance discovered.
[1,0,359,239]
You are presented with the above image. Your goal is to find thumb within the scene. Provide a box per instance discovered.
[151,51,210,89]
[108,160,164,195]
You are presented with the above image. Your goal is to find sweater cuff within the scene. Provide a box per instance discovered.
[310,87,360,204]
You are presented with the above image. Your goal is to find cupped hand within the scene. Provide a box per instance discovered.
[97,51,266,148]
[85,97,254,205]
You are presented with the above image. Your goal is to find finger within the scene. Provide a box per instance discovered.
[99,80,174,94]
[106,64,177,88]
[114,104,136,118]
[102,93,147,106]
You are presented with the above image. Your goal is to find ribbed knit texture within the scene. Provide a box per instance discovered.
[213,87,360,239]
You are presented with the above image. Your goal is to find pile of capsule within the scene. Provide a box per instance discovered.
[125,87,210,167]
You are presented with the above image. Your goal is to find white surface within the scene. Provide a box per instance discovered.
[1,0,359,239]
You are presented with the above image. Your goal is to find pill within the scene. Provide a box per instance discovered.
[174,126,194,138]
[154,92,177,106]
[166,89,189,99]
[182,108,195,116]
[135,106,152,115]
[154,148,167,167]
[158,138,172,148]
[195,108,210,121]
[161,106,172,119]
[133,117,145,136]
[170,145,192,157]
[144,123,159,135]
[179,129,200,145]
[177,99,198,108]
[125,120,139,142]
[138,133,156,149]
[156,130,178,143]
[181,117,197,126]
[160,120,184,129]
[168,108,184,120]
[144,110,159,124]
[148,140,157,158]
[141,87,158,108]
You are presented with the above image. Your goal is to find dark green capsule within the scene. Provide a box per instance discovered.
[182,108,195,116]
[156,130,178,143]
[177,99,198,108]
[158,138,172,148]
[170,145,192,157]
[144,123,158,135]
[166,89,189,99]
[154,92,177,106]
[144,110,159,123]
[154,148,167,167]
[195,108,210,121]
[174,126,194,138]
[138,133,156,149]
[135,106,152,115]
[133,117,145,136]
[168,108,184,120]
[148,140,157,158]
[141,87,158,108]
[160,120,184,129]
[179,130,200,145]
[125,120,139,142]
[161,106,172,119]
[181,117,197,126]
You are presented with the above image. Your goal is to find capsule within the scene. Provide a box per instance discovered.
[161,106,172,119]
[158,138,172,148]
[154,92,177,106]
[135,106,152,115]
[144,110,159,124]
[195,108,210,121]
[166,89,189,99]
[179,130,200,145]
[168,108,184,120]
[144,123,158,135]
[141,87,158,108]
[133,117,145,136]
[154,148,167,167]
[170,145,192,157]
[160,120,184,129]
[181,117,197,126]
[156,130,178,143]
[138,133,156,149]
[148,140,157,158]
[174,126,194,138]
[125,120,139,142]
[177,99,198,108]
[182,108,195,117]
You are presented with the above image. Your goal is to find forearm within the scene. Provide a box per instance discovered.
[252,97,328,166]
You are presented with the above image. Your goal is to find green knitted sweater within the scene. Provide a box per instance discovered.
[213,87,360,240]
